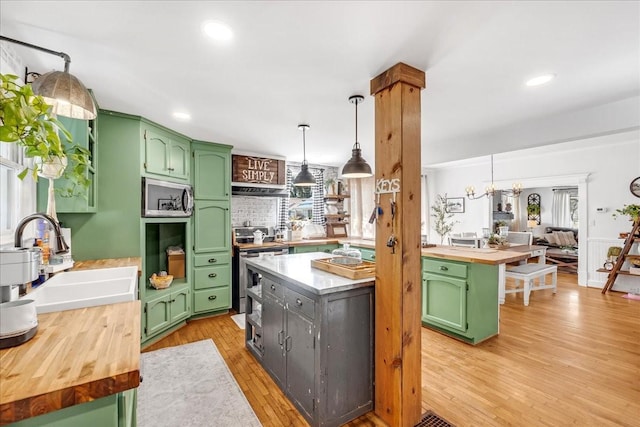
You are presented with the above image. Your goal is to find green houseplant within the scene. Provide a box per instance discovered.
[613,204,640,224]
[0,73,89,194]
[431,193,458,244]
[527,204,540,216]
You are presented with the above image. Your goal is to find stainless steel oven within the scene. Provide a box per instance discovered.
[233,244,289,313]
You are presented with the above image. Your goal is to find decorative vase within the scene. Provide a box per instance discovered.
[36,155,67,179]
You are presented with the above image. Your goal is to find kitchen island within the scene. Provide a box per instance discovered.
[0,301,140,426]
[243,252,374,427]
[420,246,528,344]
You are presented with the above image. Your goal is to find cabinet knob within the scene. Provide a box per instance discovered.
[208,258,217,263]
[372,255,375,260]
[270,284,276,291]
[295,298,303,306]
[208,273,217,278]
[208,295,217,301]
[440,266,449,271]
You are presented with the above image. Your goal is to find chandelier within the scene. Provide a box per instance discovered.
[465,154,522,200]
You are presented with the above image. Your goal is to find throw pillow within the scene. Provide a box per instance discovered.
[553,231,568,246]
[544,233,557,245]
[562,231,577,246]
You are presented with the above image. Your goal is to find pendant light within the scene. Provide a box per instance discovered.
[341,95,372,178]
[0,35,97,119]
[293,124,316,187]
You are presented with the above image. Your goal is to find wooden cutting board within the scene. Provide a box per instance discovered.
[311,257,376,279]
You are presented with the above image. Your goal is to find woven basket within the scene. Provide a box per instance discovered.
[149,274,173,289]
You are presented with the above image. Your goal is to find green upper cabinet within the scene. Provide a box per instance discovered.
[143,128,190,181]
[193,200,230,253]
[36,114,98,213]
[192,144,230,200]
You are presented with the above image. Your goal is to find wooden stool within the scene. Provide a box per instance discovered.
[503,264,558,306]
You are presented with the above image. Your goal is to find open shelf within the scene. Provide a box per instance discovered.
[247,312,262,329]
[324,195,350,200]
[246,286,262,303]
[597,268,639,277]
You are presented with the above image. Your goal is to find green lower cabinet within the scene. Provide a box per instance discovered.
[193,286,230,313]
[9,389,136,427]
[421,257,498,345]
[290,244,338,254]
[144,285,190,338]
[351,246,375,262]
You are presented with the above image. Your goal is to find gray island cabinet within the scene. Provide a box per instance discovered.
[244,252,374,427]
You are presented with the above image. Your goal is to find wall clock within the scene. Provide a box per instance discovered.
[630,176,640,198]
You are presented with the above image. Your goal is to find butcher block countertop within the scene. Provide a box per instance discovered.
[421,246,528,265]
[71,256,142,273]
[0,301,141,425]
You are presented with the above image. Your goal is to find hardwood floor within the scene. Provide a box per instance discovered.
[144,273,640,426]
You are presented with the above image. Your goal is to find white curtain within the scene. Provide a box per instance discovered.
[311,170,324,225]
[347,176,376,239]
[552,190,572,227]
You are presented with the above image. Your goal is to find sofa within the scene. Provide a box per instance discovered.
[534,226,579,249]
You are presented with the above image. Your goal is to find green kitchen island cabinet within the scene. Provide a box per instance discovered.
[420,247,529,344]
[244,252,374,427]
[7,389,136,427]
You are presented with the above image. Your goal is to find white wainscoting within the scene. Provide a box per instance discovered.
[587,237,640,293]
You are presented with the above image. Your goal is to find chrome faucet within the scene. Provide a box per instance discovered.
[14,213,69,254]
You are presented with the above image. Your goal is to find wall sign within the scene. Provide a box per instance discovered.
[232,155,286,185]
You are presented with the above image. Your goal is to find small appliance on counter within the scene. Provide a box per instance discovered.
[0,247,41,348]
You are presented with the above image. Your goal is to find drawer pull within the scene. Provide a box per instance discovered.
[270,284,276,291]
[208,295,217,301]
[208,258,217,263]
[295,298,303,306]
[440,266,449,271]
[372,255,375,260]
[208,273,217,278]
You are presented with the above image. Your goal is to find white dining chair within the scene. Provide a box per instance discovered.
[505,231,533,245]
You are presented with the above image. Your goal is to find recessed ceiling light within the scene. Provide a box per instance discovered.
[173,111,191,121]
[202,20,233,41]
[525,74,555,87]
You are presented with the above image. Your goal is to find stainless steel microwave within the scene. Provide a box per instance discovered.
[142,178,194,217]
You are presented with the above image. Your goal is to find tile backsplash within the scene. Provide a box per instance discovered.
[231,196,279,229]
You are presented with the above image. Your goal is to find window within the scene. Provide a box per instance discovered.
[0,144,36,245]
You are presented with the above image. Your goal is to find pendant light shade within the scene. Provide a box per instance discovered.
[0,36,97,120]
[342,95,372,178]
[32,70,97,120]
[293,124,316,187]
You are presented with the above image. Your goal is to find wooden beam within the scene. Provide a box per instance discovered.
[371,62,425,427]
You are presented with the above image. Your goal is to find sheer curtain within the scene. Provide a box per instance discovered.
[552,189,572,227]
[347,176,376,239]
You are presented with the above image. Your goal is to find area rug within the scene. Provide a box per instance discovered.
[231,313,246,329]
[138,339,261,427]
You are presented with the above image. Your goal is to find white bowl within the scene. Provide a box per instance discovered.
[0,299,38,337]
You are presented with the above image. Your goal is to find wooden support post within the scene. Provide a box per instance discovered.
[370,62,425,427]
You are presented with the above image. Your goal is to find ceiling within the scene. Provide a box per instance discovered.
[1,1,638,168]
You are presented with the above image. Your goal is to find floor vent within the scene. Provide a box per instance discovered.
[415,410,455,427]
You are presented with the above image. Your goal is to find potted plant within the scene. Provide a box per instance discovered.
[0,73,89,194]
[324,177,336,195]
[527,204,540,216]
[487,234,507,248]
[613,204,640,224]
[431,193,458,244]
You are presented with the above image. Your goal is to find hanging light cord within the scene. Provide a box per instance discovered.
[490,154,494,186]
[354,98,360,150]
[302,126,307,164]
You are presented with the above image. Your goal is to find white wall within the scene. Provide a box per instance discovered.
[426,130,640,291]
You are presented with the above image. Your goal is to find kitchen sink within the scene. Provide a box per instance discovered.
[26,266,138,314]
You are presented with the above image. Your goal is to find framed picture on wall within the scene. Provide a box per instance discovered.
[446,197,465,213]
